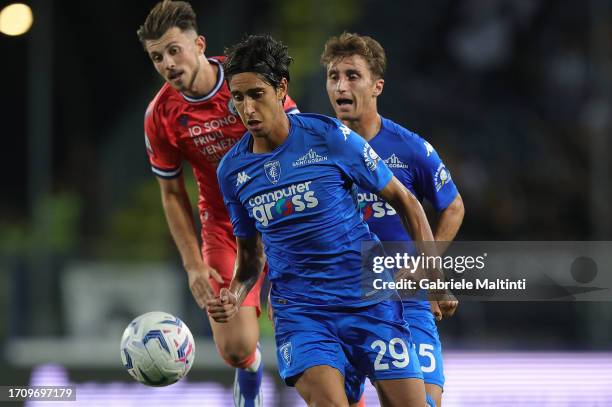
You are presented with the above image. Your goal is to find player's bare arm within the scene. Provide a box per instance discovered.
[157,175,223,308]
[206,234,266,323]
[434,194,465,250]
[378,176,435,245]
[433,193,464,319]
[378,177,452,305]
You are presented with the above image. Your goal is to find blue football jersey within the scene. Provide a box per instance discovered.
[357,116,459,310]
[217,113,394,306]
[358,116,458,241]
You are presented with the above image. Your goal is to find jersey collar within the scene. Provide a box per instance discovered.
[180,58,224,103]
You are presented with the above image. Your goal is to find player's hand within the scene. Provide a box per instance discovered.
[438,292,459,319]
[187,265,224,309]
[206,288,239,323]
[429,301,442,321]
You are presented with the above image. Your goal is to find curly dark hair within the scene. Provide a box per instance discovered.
[223,34,292,88]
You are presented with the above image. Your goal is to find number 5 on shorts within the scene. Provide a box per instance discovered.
[418,343,436,373]
[371,338,409,371]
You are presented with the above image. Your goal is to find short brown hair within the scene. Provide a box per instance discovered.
[137,0,198,45]
[320,32,387,79]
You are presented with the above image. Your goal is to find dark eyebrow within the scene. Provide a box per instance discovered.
[231,87,265,96]
[243,87,266,95]
[149,41,180,57]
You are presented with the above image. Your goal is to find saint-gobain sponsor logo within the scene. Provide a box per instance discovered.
[384,154,410,169]
[248,181,319,226]
[292,149,328,167]
[358,192,396,220]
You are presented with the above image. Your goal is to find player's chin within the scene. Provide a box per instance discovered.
[168,80,185,91]
[334,108,355,120]
[250,128,267,138]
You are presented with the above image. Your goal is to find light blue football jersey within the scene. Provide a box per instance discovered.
[217,113,395,306]
[357,116,459,311]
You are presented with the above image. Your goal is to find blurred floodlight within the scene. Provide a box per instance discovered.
[0,3,33,36]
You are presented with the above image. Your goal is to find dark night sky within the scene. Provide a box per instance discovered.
[1,0,252,216]
[0,0,608,241]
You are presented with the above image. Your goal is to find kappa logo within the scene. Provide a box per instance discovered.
[236,171,251,186]
[434,163,451,191]
[363,143,380,172]
[292,149,328,167]
[279,342,292,366]
[264,160,282,184]
[424,141,434,157]
[384,154,410,169]
[340,124,351,141]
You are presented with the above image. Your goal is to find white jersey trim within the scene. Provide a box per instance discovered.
[151,164,183,179]
[180,58,224,103]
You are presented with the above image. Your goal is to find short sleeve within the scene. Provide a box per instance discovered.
[412,139,458,212]
[144,106,183,178]
[327,120,393,193]
[217,163,258,238]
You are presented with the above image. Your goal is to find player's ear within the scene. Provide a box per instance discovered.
[196,35,206,55]
[373,78,384,97]
[277,77,288,101]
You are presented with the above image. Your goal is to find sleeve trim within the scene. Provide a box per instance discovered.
[376,169,395,193]
[432,187,459,212]
[151,164,182,179]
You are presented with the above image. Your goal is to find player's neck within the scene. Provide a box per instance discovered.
[343,111,381,141]
[182,57,218,98]
[252,113,290,154]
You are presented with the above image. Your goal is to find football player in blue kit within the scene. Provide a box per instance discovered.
[321,33,465,407]
[207,34,439,407]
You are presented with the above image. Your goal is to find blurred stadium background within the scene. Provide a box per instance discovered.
[1,0,612,405]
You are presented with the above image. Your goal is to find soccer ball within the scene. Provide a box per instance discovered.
[120,311,195,386]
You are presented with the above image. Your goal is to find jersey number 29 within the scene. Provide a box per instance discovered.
[371,338,409,371]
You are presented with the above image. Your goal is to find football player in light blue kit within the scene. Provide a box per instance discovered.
[321,33,465,407]
[207,34,439,407]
